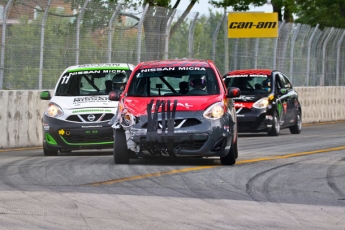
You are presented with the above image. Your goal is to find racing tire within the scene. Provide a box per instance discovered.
[268,111,280,136]
[43,145,58,156]
[113,129,129,164]
[220,136,237,165]
[290,110,302,134]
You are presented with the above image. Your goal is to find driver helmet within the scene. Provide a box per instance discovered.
[189,75,207,90]
[112,72,127,90]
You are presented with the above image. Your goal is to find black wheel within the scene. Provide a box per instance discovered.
[290,110,302,134]
[268,111,280,136]
[220,135,238,165]
[43,145,58,156]
[113,129,129,164]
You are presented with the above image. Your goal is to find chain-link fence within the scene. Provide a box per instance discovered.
[1,0,345,90]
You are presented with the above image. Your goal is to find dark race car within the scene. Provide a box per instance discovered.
[223,69,302,136]
[108,59,241,165]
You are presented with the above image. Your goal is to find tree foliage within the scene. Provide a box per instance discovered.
[294,0,345,29]
[209,0,266,11]
[270,0,296,22]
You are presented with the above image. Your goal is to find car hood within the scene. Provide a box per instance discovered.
[50,96,118,109]
[122,95,224,116]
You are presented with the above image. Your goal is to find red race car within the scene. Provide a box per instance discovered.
[109,59,241,165]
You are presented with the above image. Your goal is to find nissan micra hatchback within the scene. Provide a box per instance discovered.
[109,59,241,165]
[40,63,134,156]
[223,69,302,136]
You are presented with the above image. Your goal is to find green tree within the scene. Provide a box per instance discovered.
[66,0,200,61]
[209,0,297,22]
[209,0,266,11]
[270,0,296,22]
[294,0,345,28]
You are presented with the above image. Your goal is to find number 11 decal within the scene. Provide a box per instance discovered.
[61,75,71,84]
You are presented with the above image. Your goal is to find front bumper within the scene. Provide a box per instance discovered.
[42,115,113,151]
[236,108,273,132]
[122,111,234,157]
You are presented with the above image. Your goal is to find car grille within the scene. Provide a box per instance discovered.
[175,140,206,150]
[139,138,207,151]
[141,118,201,129]
[236,108,252,113]
[63,133,113,143]
[66,113,114,123]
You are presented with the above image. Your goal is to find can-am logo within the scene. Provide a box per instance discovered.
[227,12,278,38]
[229,22,277,29]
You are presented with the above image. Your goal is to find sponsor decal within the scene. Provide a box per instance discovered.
[61,70,126,85]
[72,109,112,113]
[173,130,188,133]
[78,63,122,68]
[43,123,50,131]
[59,129,65,135]
[140,67,206,72]
[283,102,287,114]
[234,102,254,109]
[70,70,126,75]
[151,102,193,110]
[73,96,110,104]
[227,74,267,78]
[85,130,99,134]
[102,70,126,73]
[236,95,255,101]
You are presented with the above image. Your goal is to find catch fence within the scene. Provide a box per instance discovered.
[0,0,344,90]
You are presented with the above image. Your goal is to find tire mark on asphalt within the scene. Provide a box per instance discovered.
[245,163,295,202]
[326,157,345,200]
[82,145,345,186]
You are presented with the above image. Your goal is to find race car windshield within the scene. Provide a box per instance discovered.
[55,70,131,96]
[224,75,272,94]
[127,68,220,96]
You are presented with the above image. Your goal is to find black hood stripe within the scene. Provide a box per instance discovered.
[145,99,177,155]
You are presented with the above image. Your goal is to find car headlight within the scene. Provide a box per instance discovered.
[203,102,225,119]
[120,109,136,127]
[45,102,63,117]
[253,97,269,109]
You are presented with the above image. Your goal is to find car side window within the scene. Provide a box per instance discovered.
[275,74,284,90]
[280,74,292,89]
[215,69,227,91]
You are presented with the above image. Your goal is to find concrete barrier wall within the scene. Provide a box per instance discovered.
[0,91,50,149]
[0,87,344,149]
[295,87,345,123]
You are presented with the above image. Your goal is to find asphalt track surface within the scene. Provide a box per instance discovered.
[0,121,344,230]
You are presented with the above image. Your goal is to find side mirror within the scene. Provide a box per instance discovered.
[227,87,241,98]
[108,90,121,101]
[279,88,288,95]
[40,91,51,100]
